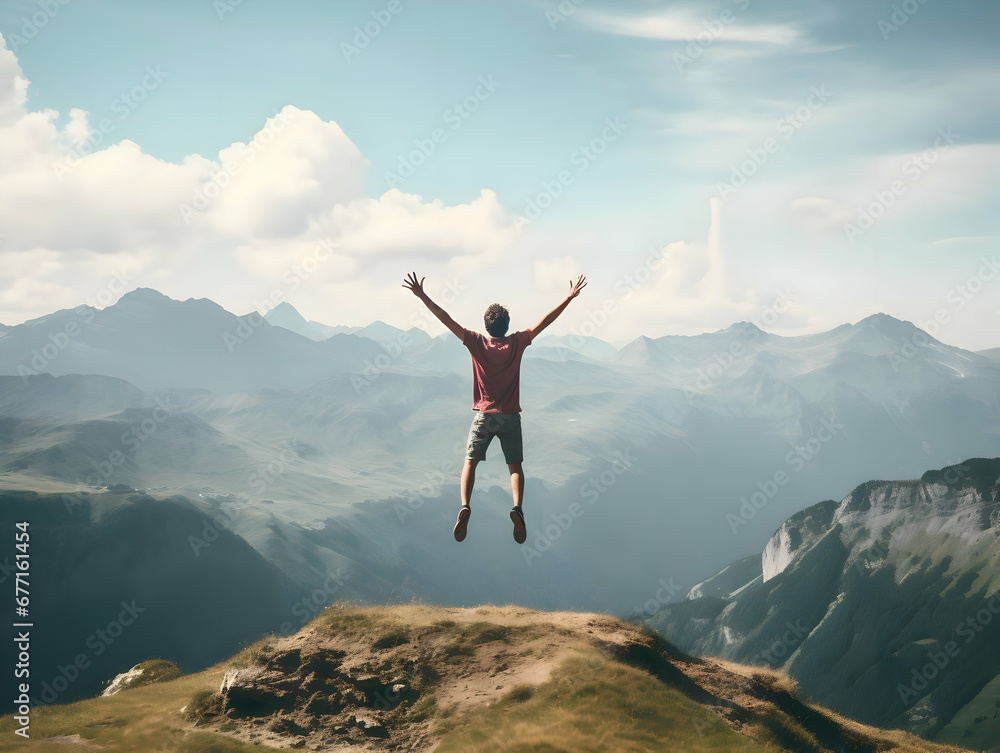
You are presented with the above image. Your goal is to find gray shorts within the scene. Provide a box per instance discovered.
[466,411,523,464]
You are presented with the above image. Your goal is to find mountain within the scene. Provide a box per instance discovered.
[0,603,970,752]
[533,333,619,361]
[0,288,349,392]
[262,301,342,340]
[0,371,604,623]
[262,302,436,350]
[2,294,1000,614]
[354,320,432,347]
[0,488,306,706]
[979,347,1000,362]
[643,458,1000,751]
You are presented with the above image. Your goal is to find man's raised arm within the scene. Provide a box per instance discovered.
[403,272,465,340]
[527,275,587,340]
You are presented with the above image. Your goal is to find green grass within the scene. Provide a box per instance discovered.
[441,620,514,660]
[372,627,411,649]
[435,655,776,753]
[411,697,438,723]
[186,687,223,723]
[934,671,1000,750]
[128,659,183,689]
[177,733,266,752]
[227,635,276,668]
[0,663,272,752]
[504,684,535,703]
[457,621,512,644]
[319,605,377,634]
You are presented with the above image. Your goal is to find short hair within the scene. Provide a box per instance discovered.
[484,303,510,337]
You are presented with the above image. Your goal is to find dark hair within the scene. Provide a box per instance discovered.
[484,303,510,337]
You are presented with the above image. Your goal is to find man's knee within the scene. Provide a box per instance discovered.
[507,462,523,474]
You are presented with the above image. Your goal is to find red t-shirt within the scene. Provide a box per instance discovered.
[462,329,533,412]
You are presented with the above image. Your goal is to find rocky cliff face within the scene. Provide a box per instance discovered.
[761,461,1000,585]
[646,458,1000,751]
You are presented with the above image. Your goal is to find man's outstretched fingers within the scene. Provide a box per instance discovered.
[402,271,426,297]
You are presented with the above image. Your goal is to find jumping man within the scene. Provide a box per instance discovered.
[402,272,587,543]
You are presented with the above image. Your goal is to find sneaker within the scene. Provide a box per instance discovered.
[454,505,471,542]
[510,507,526,544]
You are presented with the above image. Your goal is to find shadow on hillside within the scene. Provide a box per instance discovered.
[604,627,893,753]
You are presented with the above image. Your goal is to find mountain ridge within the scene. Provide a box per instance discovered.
[4,287,995,365]
[645,457,1000,750]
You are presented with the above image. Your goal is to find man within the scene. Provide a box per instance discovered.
[402,272,587,544]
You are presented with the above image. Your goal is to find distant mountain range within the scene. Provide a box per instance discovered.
[262,300,432,346]
[643,458,1000,751]
[1,289,999,618]
[0,289,404,392]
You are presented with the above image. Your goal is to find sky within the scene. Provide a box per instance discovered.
[0,0,998,349]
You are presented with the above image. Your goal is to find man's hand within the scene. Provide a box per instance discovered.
[528,273,588,340]
[403,271,427,299]
[403,271,465,340]
[567,275,587,300]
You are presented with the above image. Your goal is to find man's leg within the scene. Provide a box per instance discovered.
[497,413,527,544]
[461,458,479,507]
[508,462,527,544]
[456,412,488,542]
[507,462,524,508]
[454,457,477,542]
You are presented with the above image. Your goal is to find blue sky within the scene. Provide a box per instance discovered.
[0,0,998,348]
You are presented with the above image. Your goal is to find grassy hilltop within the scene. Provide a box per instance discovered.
[0,603,972,753]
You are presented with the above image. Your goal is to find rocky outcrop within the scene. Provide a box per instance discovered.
[197,643,420,747]
[102,666,146,697]
[102,659,182,697]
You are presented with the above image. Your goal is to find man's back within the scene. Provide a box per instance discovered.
[462,328,532,413]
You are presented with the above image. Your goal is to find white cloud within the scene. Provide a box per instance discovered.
[846,143,1000,217]
[310,188,513,265]
[554,198,795,341]
[789,196,853,231]
[535,255,581,296]
[0,38,27,125]
[759,143,1000,238]
[200,106,370,239]
[926,236,996,250]
[0,36,515,326]
[64,107,93,145]
[579,8,800,45]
